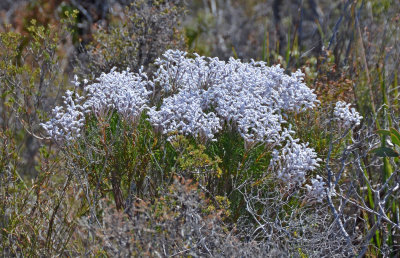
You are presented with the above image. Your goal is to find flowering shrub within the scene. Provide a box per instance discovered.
[150,50,322,188]
[42,49,326,194]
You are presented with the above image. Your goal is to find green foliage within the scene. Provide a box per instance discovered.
[0,15,75,173]
[371,146,399,158]
[69,112,154,208]
[170,135,221,179]
[373,127,400,157]
[0,11,83,256]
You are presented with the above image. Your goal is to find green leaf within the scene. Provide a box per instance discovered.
[371,147,399,158]
[376,129,391,136]
[390,134,400,147]
[390,128,400,146]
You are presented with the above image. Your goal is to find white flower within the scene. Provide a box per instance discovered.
[270,138,322,187]
[42,69,152,142]
[149,50,319,144]
[84,68,152,123]
[148,90,221,141]
[306,175,327,202]
[41,90,85,142]
[333,101,362,128]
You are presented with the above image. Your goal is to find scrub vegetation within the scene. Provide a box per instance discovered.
[1,0,399,256]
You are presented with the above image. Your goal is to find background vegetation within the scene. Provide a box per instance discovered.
[0,0,399,256]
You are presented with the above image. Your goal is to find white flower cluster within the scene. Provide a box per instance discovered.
[149,50,319,144]
[334,101,363,128]
[148,90,221,140]
[42,69,152,142]
[84,68,152,123]
[271,138,322,186]
[305,175,326,202]
[41,90,85,142]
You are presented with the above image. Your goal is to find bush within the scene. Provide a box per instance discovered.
[76,177,276,257]
[75,0,186,79]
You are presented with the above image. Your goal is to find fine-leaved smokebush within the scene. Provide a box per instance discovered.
[43,49,324,197]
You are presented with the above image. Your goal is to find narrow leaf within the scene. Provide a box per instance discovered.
[390,127,400,146]
[371,147,399,158]
[376,129,391,136]
[390,134,400,147]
